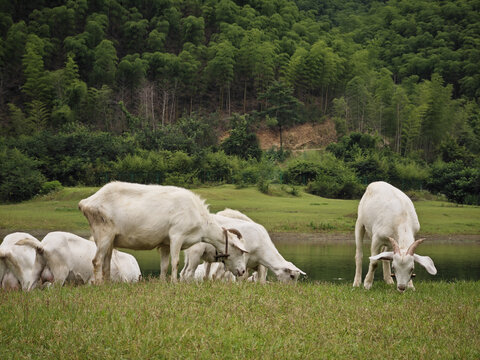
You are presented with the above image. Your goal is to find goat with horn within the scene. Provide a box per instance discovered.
[353,182,437,292]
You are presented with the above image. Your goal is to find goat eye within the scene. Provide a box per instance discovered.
[290,274,295,279]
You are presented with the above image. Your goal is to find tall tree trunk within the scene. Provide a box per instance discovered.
[162,90,167,127]
[228,83,231,116]
[279,124,283,150]
[151,85,155,130]
[243,80,247,114]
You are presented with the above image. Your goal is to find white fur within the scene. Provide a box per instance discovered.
[193,263,236,282]
[79,182,247,283]
[180,208,305,283]
[16,231,141,286]
[0,232,44,291]
[353,181,437,292]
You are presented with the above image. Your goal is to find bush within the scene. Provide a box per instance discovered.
[40,180,63,195]
[221,115,262,161]
[198,151,236,183]
[283,160,322,185]
[305,153,365,199]
[0,148,46,202]
[350,153,389,185]
[9,127,136,185]
[257,177,270,194]
[387,158,430,190]
[327,132,382,161]
[233,163,260,186]
[427,161,480,205]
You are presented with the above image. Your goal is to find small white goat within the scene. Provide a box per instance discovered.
[353,181,437,292]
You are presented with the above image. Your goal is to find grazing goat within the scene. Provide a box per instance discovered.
[353,181,437,292]
[181,209,305,283]
[0,232,44,291]
[18,231,141,286]
[78,182,247,283]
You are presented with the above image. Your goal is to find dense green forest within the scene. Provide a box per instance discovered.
[0,0,478,204]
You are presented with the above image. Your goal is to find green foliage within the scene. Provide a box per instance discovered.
[0,0,479,204]
[283,160,322,185]
[221,114,261,160]
[303,152,365,199]
[427,161,480,205]
[0,147,45,202]
[40,180,63,195]
[259,81,302,149]
[91,39,118,86]
[198,150,235,183]
[327,132,382,162]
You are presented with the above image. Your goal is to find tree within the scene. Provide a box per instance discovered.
[259,81,302,150]
[206,40,236,113]
[0,147,45,202]
[22,34,52,104]
[91,39,118,87]
[181,16,205,45]
[418,73,455,160]
[221,114,262,160]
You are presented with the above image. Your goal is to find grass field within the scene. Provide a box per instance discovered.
[0,184,479,235]
[0,280,478,359]
[0,186,479,359]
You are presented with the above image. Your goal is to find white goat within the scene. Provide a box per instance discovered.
[0,232,44,291]
[181,208,305,283]
[78,182,248,283]
[193,262,236,282]
[353,181,437,292]
[16,231,141,286]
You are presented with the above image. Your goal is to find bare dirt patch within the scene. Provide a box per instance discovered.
[256,119,337,150]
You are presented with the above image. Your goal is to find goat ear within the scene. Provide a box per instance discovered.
[369,251,394,262]
[229,237,249,254]
[414,254,437,275]
[287,262,306,275]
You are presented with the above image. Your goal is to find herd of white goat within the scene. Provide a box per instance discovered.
[0,180,437,292]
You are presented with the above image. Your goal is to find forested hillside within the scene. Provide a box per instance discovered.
[0,0,479,204]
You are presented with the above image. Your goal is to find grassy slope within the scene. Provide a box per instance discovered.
[0,281,478,359]
[0,184,479,235]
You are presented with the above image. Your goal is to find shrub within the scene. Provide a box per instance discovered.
[387,158,430,190]
[327,132,382,161]
[427,161,480,205]
[0,148,46,202]
[112,150,167,184]
[283,160,322,185]
[40,180,63,195]
[221,114,262,161]
[257,177,270,194]
[233,163,260,186]
[350,153,389,185]
[199,151,235,183]
[305,153,365,199]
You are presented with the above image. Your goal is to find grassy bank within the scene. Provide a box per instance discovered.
[0,185,479,235]
[0,281,478,359]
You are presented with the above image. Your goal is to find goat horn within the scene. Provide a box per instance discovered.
[388,237,400,254]
[407,238,425,256]
[227,228,242,239]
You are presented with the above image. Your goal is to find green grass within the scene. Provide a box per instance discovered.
[0,184,479,235]
[0,281,478,359]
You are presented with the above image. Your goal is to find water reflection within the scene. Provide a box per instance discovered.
[128,237,480,283]
[275,242,480,283]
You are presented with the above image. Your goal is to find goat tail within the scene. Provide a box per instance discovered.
[15,238,44,254]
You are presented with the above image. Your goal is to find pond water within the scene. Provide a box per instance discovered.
[129,235,480,283]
